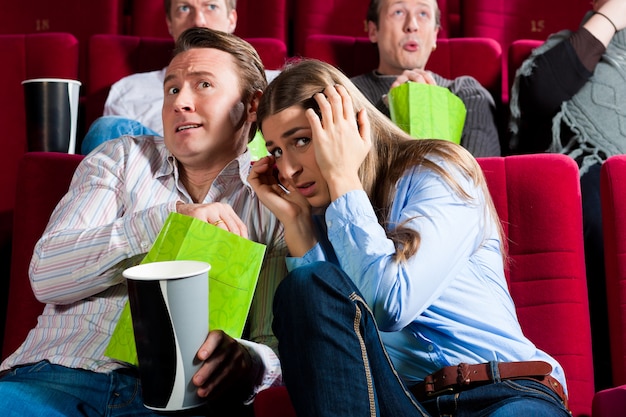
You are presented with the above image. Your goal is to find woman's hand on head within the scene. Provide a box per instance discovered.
[307,84,372,201]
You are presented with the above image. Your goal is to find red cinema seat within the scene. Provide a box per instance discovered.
[254,154,594,417]
[593,385,626,417]
[303,35,379,78]
[292,0,371,56]
[478,155,593,417]
[505,39,543,103]
[127,0,289,46]
[600,155,626,387]
[85,35,174,131]
[592,155,626,416]
[462,0,590,53]
[2,153,84,360]
[0,33,79,347]
[446,0,462,37]
[0,0,124,89]
[85,34,286,130]
[463,0,588,99]
[0,32,79,220]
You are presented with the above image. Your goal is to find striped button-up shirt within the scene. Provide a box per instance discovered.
[1,135,286,393]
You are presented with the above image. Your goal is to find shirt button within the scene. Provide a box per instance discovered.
[140,242,149,249]
[428,345,434,352]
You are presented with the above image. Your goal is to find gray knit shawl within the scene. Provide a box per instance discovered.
[509,12,626,175]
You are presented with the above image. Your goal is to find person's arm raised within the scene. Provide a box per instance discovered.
[586,0,626,47]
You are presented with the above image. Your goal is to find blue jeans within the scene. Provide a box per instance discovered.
[0,361,165,416]
[0,360,252,416]
[272,262,570,417]
[81,116,159,155]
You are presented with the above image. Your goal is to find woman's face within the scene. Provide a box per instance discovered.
[261,105,332,208]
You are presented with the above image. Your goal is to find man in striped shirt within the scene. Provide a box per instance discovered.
[0,28,286,417]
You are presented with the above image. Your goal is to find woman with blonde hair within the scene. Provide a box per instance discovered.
[249,59,570,417]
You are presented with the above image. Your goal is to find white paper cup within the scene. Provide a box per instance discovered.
[124,260,211,411]
[22,78,81,154]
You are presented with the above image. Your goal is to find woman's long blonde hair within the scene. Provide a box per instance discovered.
[257,59,503,261]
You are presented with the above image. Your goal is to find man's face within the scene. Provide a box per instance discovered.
[167,0,237,40]
[162,48,252,168]
[368,0,439,75]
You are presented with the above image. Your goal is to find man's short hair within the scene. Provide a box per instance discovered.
[164,0,237,20]
[366,0,441,27]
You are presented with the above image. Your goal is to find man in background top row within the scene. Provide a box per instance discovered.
[104,0,236,133]
[352,0,501,157]
[82,0,278,155]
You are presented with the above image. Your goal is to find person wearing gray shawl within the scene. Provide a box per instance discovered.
[509,0,626,391]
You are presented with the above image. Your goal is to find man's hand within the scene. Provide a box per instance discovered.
[192,330,257,401]
[176,202,249,238]
[390,68,437,90]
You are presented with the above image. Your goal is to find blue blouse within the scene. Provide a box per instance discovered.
[285,158,566,390]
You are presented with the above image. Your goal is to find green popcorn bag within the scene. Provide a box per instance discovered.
[105,212,267,365]
[388,82,466,144]
[248,129,269,161]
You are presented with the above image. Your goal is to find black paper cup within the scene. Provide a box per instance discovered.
[124,260,211,411]
[22,78,81,153]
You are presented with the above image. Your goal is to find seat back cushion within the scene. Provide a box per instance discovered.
[600,155,626,386]
[2,153,84,360]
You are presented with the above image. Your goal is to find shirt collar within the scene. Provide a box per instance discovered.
[158,148,253,191]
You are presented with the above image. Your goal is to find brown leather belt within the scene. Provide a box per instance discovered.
[409,361,568,410]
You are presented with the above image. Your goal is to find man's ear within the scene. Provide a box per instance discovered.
[228,10,238,34]
[247,89,263,122]
[367,21,378,44]
[246,89,263,142]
